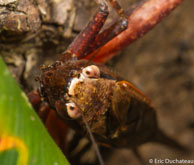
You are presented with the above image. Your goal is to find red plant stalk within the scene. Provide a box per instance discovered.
[87,0,184,63]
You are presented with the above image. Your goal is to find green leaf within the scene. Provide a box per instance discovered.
[0,57,69,165]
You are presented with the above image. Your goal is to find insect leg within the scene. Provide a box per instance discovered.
[28,91,68,153]
[82,18,128,60]
[45,110,68,153]
[82,0,128,60]
[107,0,128,19]
[65,1,109,59]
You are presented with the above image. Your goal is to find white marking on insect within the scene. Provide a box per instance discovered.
[68,77,80,96]
[66,102,81,119]
[68,65,100,96]
[82,65,100,78]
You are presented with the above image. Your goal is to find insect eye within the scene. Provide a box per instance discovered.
[82,65,100,78]
[66,102,81,119]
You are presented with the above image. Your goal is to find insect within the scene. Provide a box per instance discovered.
[27,0,187,164]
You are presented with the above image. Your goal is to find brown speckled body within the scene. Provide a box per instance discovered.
[40,56,160,149]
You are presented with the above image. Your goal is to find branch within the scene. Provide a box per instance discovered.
[87,0,184,63]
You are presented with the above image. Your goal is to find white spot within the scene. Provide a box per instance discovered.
[66,102,81,119]
[82,65,100,78]
[68,77,80,96]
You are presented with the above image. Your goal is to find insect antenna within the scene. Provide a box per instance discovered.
[81,113,105,165]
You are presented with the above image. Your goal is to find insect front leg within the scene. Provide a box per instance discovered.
[82,0,128,60]
[27,90,68,153]
[64,0,129,62]
[73,0,132,62]
[63,1,109,60]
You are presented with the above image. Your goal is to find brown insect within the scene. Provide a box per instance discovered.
[28,0,187,164]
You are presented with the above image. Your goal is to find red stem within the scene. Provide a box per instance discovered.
[87,0,184,63]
